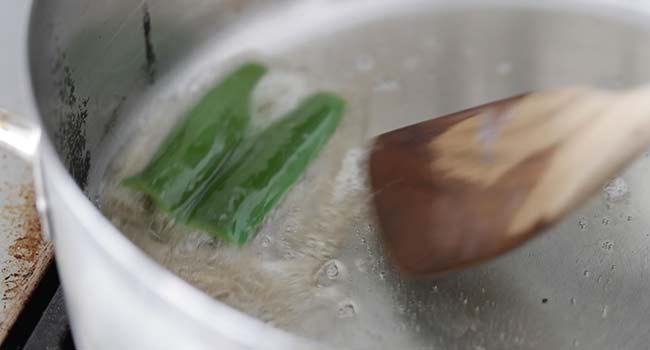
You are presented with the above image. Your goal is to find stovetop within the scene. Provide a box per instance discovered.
[1,263,76,350]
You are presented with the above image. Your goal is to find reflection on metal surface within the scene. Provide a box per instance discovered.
[0,110,40,161]
[0,149,53,341]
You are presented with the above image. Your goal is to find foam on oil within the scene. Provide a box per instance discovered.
[97,63,422,348]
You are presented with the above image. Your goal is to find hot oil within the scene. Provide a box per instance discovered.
[91,12,530,345]
[91,9,582,349]
[83,5,650,349]
[97,62,424,349]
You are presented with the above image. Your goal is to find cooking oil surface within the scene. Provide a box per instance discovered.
[98,61,427,348]
[90,8,650,349]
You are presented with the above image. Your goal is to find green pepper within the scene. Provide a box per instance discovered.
[124,62,345,244]
[123,62,267,214]
[181,92,344,243]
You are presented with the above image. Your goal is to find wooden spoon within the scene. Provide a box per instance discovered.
[369,86,650,276]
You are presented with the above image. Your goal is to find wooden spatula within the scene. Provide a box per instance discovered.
[370,87,650,276]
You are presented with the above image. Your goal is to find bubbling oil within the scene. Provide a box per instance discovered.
[97,64,424,348]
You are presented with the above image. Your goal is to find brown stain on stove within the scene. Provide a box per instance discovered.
[0,182,53,338]
[6,186,42,262]
[1,184,52,299]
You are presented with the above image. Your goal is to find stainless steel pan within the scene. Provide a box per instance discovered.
[4,0,650,348]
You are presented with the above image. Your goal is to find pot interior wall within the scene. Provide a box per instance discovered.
[28,1,650,349]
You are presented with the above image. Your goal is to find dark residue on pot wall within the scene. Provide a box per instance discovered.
[143,3,156,84]
[54,63,91,190]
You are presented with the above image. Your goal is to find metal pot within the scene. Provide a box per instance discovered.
[4,0,650,348]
